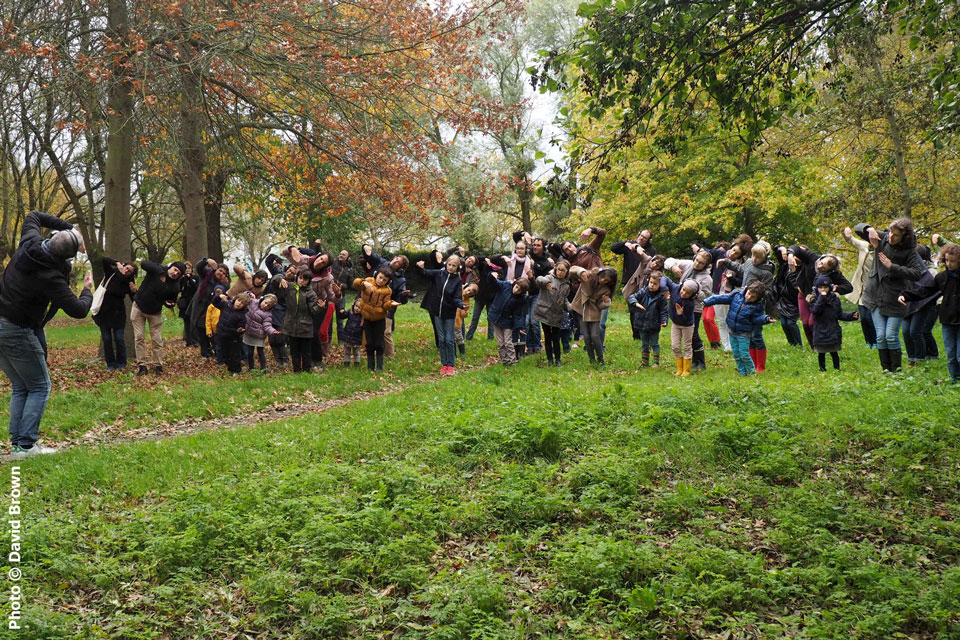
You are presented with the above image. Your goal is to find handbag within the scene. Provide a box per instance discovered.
[90,273,115,317]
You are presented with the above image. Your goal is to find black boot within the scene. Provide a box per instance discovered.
[376,353,384,371]
[691,349,706,371]
[889,349,902,372]
[878,348,890,372]
[367,354,376,371]
[458,343,465,355]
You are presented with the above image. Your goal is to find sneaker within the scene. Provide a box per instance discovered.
[11,443,57,459]
[137,366,148,376]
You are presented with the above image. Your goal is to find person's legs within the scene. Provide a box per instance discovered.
[691,312,705,370]
[364,320,378,370]
[256,346,267,369]
[465,300,484,340]
[859,304,877,347]
[798,293,814,348]
[831,351,841,370]
[495,325,516,364]
[543,324,557,364]
[702,305,721,346]
[902,314,921,362]
[780,315,802,346]
[222,336,243,374]
[526,293,542,352]
[147,312,164,367]
[640,331,652,366]
[0,320,51,449]
[289,336,303,372]
[114,327,127,368]
[730,334,754,375]
[943,325,960,381]
[99,324,117,369]
[680,325,694,375]
[871,307,889,370]
[131,304,148,367]
[818,352,827,371]
[383,315,395,357]
[585,321,603,363]
[750,324,767,372]
[599,307,609,347]
[435,317,455,368]
[650,330,661,366]
[714,304,732,351]
[920,304,939,359]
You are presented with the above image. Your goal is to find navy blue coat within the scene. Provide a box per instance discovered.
[810,292,857,346]
[627,287,668,332]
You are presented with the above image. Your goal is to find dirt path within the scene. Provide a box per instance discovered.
[1,359,498,462]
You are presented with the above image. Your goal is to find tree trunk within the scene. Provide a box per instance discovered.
[179,56,208,262]
[204,168,226,262]
[103,0,134,263]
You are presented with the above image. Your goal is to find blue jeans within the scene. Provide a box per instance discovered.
[0,317,52,448]
[526,293,542,351]
[871,308,903,350]
[466,299,494,340]
[780,316,803,346]
[99,325,126,369]
[730,333,755,375]
[640,329,661,354]
[599,307,609,345]
[944,324,960,381]
[749,324,766,350]
[434,316,457,367]
[858,304,877,347]
[903,304,939,360]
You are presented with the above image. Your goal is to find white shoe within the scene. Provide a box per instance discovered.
[11,443,57,459]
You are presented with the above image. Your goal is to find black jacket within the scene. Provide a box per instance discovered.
[903,268,960,326]
[134,261,180,315]
[787,245,854,297]
[419,268,465,320]
[810,292,857,346]
[854,224,926,317]
[94,257,137,329]
[0,211,91,330]
[627,287,668,332]
[332,259,354,288]
[611,241,653,284]
[212,296,247,336]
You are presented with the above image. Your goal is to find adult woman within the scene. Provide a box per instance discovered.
[855,218,927,372]
[0,211,92,458]
[842,226,877,348]
[93,258,138,370]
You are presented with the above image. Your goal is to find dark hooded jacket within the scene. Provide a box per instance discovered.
[0,211,91,330]
[854,224,926,317]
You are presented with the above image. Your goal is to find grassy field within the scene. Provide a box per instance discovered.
[4,304,960,639]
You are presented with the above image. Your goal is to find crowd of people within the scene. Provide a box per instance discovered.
[1,210,958,459]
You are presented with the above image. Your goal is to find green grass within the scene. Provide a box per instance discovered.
[5,305,960,639]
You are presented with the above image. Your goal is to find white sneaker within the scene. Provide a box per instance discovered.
[11,443,57,459]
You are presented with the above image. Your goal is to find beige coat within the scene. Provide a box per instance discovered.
[843,234,874,305]
[569,266,614,322]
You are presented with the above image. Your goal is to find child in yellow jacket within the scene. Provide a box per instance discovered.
[205,302,222,364]
[353,265,400,371]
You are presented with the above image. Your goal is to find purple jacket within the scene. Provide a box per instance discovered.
[245,299,278,340]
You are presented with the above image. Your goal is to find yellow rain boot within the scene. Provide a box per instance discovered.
[680,358,692,377]
[673,357,683,376]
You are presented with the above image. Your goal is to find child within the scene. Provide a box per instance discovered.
[569,266,618,365]
[533,259,572,367]
[338,297,365,366]
[900,243,960,383]
[281,269,324,373]
[243,293,279,371]
[627,271,669,367]
[661,277,698,376]
[205,294,222,364]
[456,284,479,356]
[212,293,252,374]
[353,265,400,371]
[810,275,859,371]
[417,255,466,374]
[488,272,530,366]
[703,281,776,376]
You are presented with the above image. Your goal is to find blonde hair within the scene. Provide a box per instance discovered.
[751,244,769,260]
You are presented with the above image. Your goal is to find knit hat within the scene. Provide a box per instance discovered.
[168,261,186,278]
[681,279,700,295]
[814,274,832,289]
[42,227,83,259]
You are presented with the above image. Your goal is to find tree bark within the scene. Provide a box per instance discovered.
[203,168,226,262]
[178,54,208,262]
[103,0,135,263]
